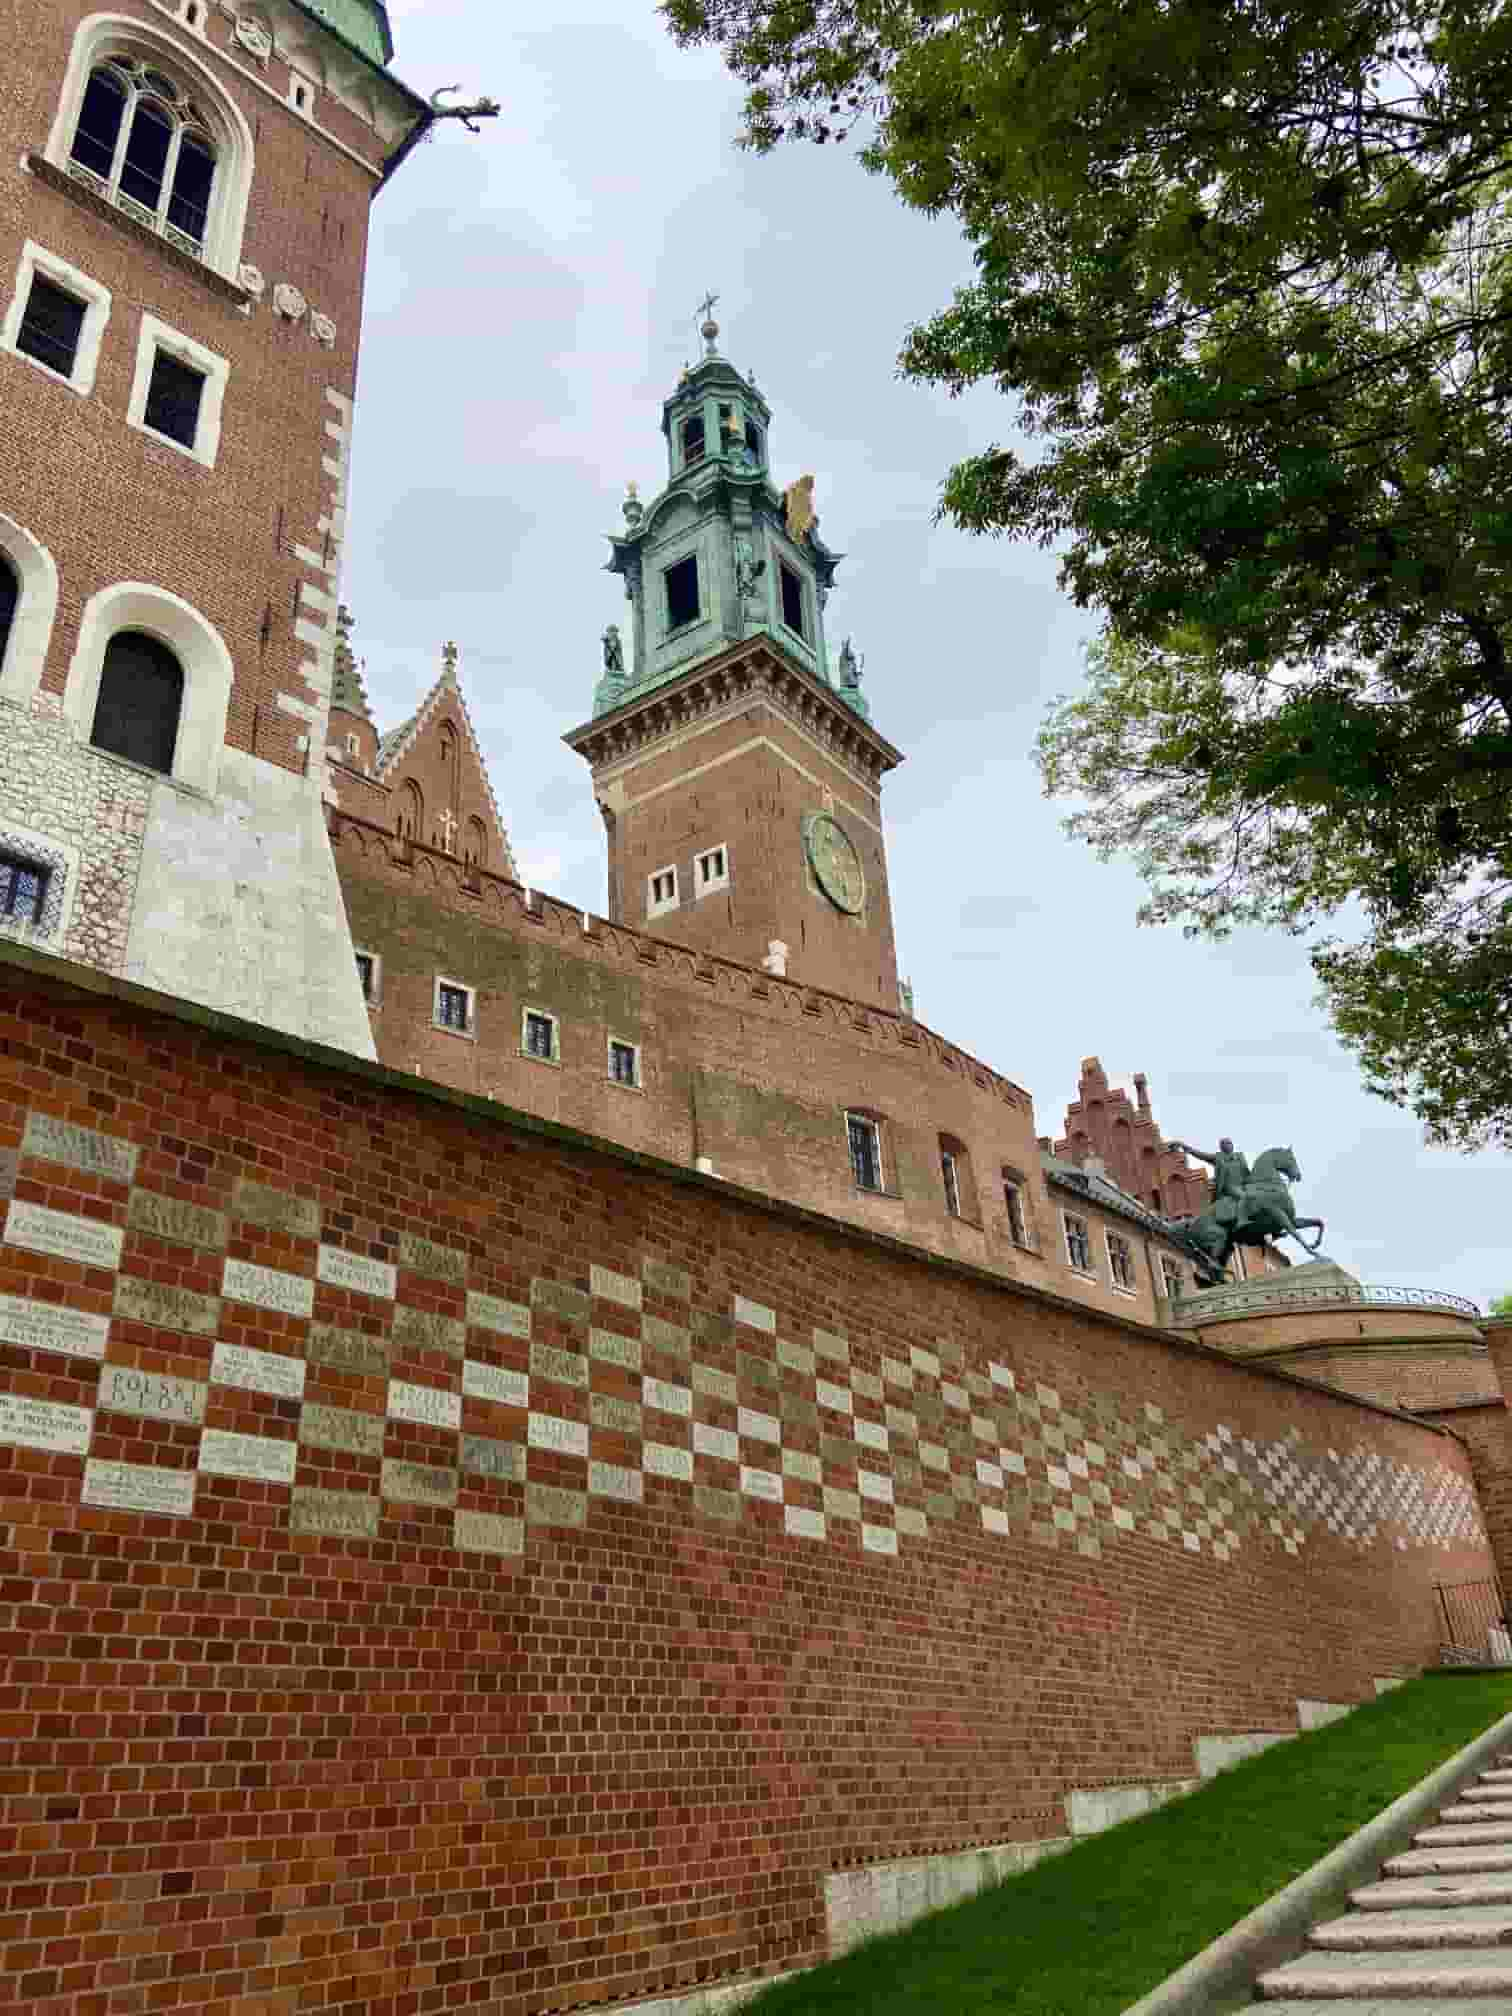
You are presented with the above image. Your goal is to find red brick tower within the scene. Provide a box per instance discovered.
[1053,1056,1211,1216]
[563,307,906,1009]
[0,0,454,1055]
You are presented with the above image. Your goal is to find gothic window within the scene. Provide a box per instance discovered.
[665,554,699,631]
[0,555,16,676]
[846,1111,884,1193]
[0,852,50,925]
[16,273,87,381]
[70,60,218,252]
[1106,1230,1136,1291]
[779,561,806,640]
[682,413,705,466]
[398,780,423,840]
[466,815,487,867]
[1062,1212,1093,1275]
[91,629,183,773]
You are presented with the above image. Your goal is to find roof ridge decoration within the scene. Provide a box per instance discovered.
[372,643,518,879]
[330,605,373,723]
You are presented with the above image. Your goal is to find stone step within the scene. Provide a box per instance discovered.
[1413,1822,1512,1848]
[1257,1947,1512,1998]
[1352,1876,1512,1910]
[1477,1768,1512,1783]
[1386,1846,1512,1878]
[1460,1784,1512,1802]
[1308,1903,1512,1949]
[1437,1803,1512,1824]
[1258,2002,1512,2014]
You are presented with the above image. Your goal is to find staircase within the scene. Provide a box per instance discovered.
[1258,1751,1512,2008]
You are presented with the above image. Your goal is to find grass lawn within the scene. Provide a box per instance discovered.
[745,1671,1512,2016]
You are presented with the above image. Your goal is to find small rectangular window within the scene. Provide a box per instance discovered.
[847,1113,883,1193]
[1107,1231,1136,1291]
[354,951,376,1002]
[436,981,471,1030]
[682,414,705,464]
[1004,1181,1028,1247]
[523,1009,557,1060]
[16,274,86,381]
[1161,1259,1185,1303]
[143,350,206,449]
[665,554,700,631]
[0,852,50,925]
[941,1150,962,1218]
[608,1038,640,1087]
[1063,1213,1093,1274]
[779,562,806,639]
[648,865,679,916]
[694,845,728,893]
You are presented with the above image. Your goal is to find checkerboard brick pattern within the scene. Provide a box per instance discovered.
[0,964,1497,2016]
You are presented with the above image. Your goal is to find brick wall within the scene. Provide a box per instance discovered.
[1415,1400,1512,1593]
[0,946,1498,2015]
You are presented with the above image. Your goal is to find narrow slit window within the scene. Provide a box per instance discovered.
[665,554,699,631]
[143,349,205,449]
[16,275,86,380]
[779,562,806,639]
[1003,1179,1028,1247]
[354,951,376,1001]
[941,1149,962,1218]
[0,853,50,925]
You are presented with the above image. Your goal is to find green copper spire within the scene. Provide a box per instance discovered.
[597,303,847,717]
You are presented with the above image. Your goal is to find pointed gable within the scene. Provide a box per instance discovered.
[375,642,517,878]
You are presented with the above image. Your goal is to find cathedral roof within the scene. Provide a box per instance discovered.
[330,607,373,723]
[372,642,517,879]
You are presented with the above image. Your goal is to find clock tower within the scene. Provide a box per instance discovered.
[564,309,905,1009]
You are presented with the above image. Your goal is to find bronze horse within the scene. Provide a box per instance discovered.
[1177,1146,1326,1273]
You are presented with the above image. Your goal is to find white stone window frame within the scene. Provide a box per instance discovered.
[1160,1258,1186,1304]
[354,946,380,1006]
[1062,1210,1095,1277]
[0,509,60,709]
[127,312,229,469]
[1002,1178,1032,1251]
[607,1035,642,1091]
[288,71,318,118]
[62,580,233,796]
[693,843,729,898]
[845,1110,886,1195]
[45,15,256,281]
[1,240,112,397]
[1105,1227,1138,1296]
[0,821,81,951]
[521,1006,560,1066]
[647,862,679,919]
[433,974,475,1038]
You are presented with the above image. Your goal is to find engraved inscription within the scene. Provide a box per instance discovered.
[467,1291,529,1339]
[693,1483,740,1522]
[693,1422,738,1463]
[83,1459,194,1516]
[23,1111,138,1184]
[785,1505,826,1541]
[99,1365,206,1424]
[735,1295,775,1333]
[741,1465,783,1502]
[590,1392,642,1436]
[525,1482,586,1526]
[782,1449,822,1485]
[398,1231,466,1285]
[461,1434,524,1481]
[307,1324,389,1377]
[643,1441,694,1482]
[641,1259,691,1300]
[0,1292,110,1360]
[643,1377,691,1417]
[530,1341,587,1389]
[589,1326,640,1371]
[299,1402,384,1457]
[114,1275,219,1337]
[223,1258,314,1318]
[387,1379,461,1431]
[6,1201,124,1270]
[590,1264,641,1310]
[290,1486,379,1536]
[212,1340,307,1399]
[0,1392,92,1455]
[199,1429,297,1484]
[381,1458,457,1506]
[693,1363,737,1403]
[589,1460,643,1503]
[528,1412,589,1458]
[390,1305,465,1359]
[738,1406,781,1446]
[463,1359,529,1409]
[456,1509,523,1554]
[127,1190,228,1252]
[530,1278,590,1325]
[777,1337,816,1376]
[642,1315,690,1358]
[233,1178,320,1241]
[0,1148,17,1200]
[317,1245,396,1299]
[863,1523,899,1556]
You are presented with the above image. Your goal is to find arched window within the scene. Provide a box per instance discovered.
[466,815,487,867]
[70,59,217,252]
[0,555,17,681]
[398,780,423,840]
[91,630,183,773]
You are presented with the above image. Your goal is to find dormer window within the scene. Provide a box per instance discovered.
[779,561,806,640]
[682,414,705,466]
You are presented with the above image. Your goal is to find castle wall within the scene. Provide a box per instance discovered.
[1414,1399,1512,1596]
[0,945,1493,2014]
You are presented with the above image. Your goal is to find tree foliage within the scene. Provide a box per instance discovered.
[663,0,1512,1147]
[1491,1291,1512,1315]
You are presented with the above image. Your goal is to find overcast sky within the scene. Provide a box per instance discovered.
[342,0,1508,1309]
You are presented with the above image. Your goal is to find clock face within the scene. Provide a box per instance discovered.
[804,812,866,915]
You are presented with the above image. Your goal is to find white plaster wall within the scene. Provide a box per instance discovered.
[124,747,375,1058]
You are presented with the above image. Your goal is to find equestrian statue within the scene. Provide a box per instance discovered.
[1166,1138,1326,1277]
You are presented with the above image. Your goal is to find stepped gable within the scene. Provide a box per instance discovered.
[1052,1055,1211,1218]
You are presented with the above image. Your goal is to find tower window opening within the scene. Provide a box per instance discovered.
[16,274,86,380]
[91,629,184,774]
[143,347,206,449]
[664,554,699,631]
[779,562,806,639]
[681,413,705,466]
[941,1149,961,1218]
[69,60,218,251]
[745,420,763,462]
[0,852,51,926]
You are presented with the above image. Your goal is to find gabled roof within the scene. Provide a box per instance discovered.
[373,646,517,880]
